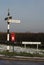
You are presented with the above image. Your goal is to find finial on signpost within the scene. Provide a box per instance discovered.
[8,9,10,16]
[5,9,12,21]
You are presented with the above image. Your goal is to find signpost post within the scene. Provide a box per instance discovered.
[5,9,12,51]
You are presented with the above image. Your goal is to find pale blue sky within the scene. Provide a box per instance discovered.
[0,0,44,32]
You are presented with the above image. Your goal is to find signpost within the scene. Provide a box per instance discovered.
[5,9,20,52]
[8,20,20,23]
[5,9,12,51]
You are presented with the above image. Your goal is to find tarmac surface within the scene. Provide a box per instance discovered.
[0,55,44,62]
[0,60,44,65]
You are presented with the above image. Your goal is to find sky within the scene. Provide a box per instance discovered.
[0,0,44,33]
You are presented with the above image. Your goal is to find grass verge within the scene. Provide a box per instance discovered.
[0,50,44,57]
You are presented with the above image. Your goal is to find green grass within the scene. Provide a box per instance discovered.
[0,50,44,57]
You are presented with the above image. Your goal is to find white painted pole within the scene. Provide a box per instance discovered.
[7,34,9,41]
[7,23,10,51]
[37,44,38,53]
[24,44,26,48]
[8,24,10,29]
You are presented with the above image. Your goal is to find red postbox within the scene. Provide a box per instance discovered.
[11,32,16,42]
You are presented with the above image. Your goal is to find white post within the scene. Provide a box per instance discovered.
[7,34,9,41]
[37,44,38,53]
[24,44,26,48]
[5,9,12,51]
[7,23,10,51]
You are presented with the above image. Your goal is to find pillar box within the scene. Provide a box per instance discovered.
[10,32,16,42]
